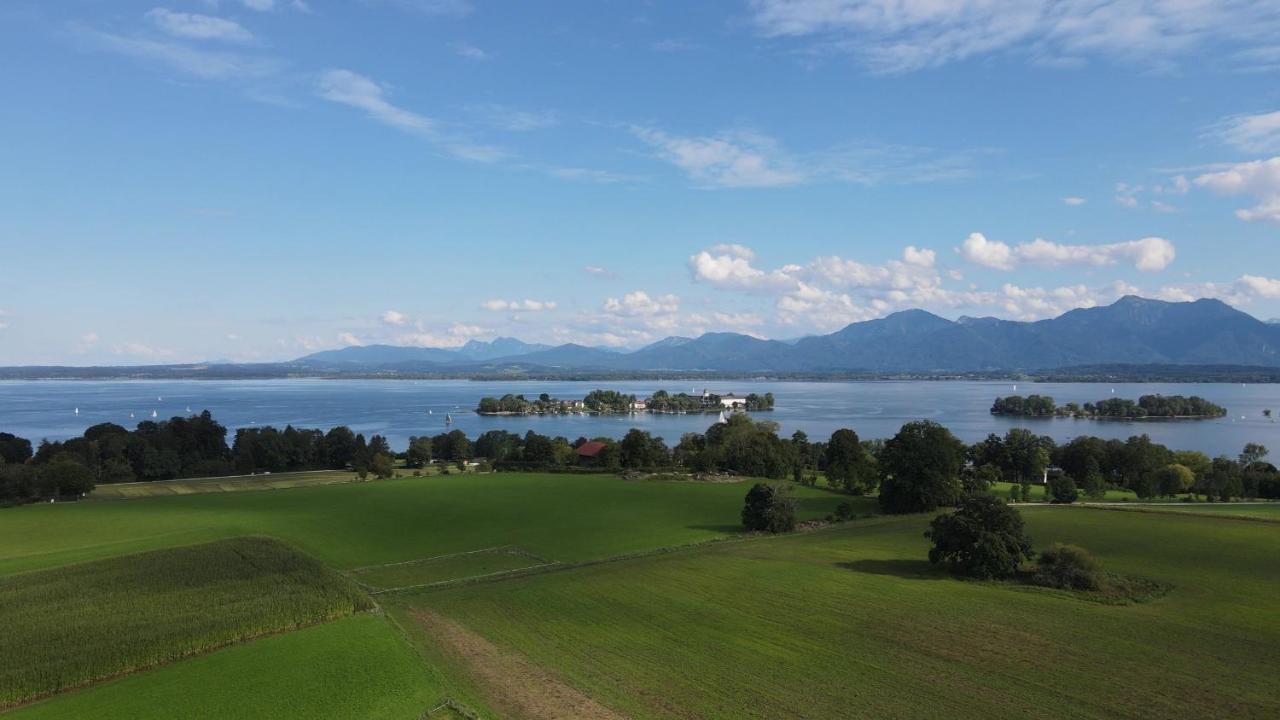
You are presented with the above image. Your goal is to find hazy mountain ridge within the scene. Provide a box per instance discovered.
[288,296,1280,373]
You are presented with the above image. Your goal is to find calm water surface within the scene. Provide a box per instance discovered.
[1,379,1277,457]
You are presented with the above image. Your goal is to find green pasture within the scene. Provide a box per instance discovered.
[401,507,1280,719]
[0,538,370,709]
[0,473,852,577]
[5,614,441,720]
[86,470,359,500]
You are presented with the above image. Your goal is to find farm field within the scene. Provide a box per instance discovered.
[1086,501,1280,520]
[990,480,1144,502]
[5,614,445,720]
[85,470,360,500]
[0,473,853,577]
[395,507,1280,719]
[0,538,370,709]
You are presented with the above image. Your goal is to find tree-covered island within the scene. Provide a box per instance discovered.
[991,393,1227,419]
[476,389,775,415]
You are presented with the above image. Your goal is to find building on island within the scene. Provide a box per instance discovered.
[719,393,746,409]
[632,399,648,411]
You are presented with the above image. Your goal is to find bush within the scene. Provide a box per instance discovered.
[741,483,797,534]
[1033,543,1102,591]
[828,501,857,522]
[925,495,1033,579]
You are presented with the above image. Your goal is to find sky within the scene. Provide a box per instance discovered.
[1,0,1280,365]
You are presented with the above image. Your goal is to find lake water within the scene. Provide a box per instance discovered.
[1,379,1278,457]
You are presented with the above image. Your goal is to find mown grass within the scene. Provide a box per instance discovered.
[401,507,1280,719]
[86,470,359,500]
[0,537,371,709]
[990,480,1143,502]
[5,614,444,720]
[0,473,854,576]
[1087,501,1280,520]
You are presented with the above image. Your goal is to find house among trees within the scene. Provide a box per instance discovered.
[632,399,648,411]
[576,440,607,465]
[719,393,747,409]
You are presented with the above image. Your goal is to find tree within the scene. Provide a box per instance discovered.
[405,436,433,468]
[741,483,796,534]
[619,429,668,469]
[0,432,33,465]
[1047,474,1079,504]
[925,495,1033,579]
[369,452,395,479]
[878,421,964,514]
[1154,463,1195,497]
[824,428,874,494]
[39,460,95,498]
[1240,443,1269,467]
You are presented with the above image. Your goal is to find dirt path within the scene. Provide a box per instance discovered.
[411,608,627,720]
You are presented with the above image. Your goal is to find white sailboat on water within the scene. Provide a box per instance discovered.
[151,410,158,418]
[74,407,79,415]
[445,413,453,425]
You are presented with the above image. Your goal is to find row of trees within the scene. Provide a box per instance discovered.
[991,394,1227,419]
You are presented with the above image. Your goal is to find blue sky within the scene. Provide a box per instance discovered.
[2,0,1279,365]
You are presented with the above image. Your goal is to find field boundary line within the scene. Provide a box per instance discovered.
[370,562,563,595]
[351,546,519,573]
[1068,503,1280,524]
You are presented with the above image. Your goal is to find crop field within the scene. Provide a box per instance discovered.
[0,473,853,576]
[0,537,371,709]
[398,508,1280,719]
[1084,501,1280,521]
[86,470,360,500]
[5,615,441,720]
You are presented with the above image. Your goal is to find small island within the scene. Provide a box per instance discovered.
[991,393,1227,420]
[477,389,774,415]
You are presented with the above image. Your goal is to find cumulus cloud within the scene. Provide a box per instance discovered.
[747,0,1280,74]
[1194,156,1280,223]
[1063,196,1086,206]
[146,9,254,43]
[480,299,557,312]
[958,233,1175,272]
[1157,274,1280,306]
[603,291,680,317]
[1209,110,1280,153]
[394,323,486,348]
[998,281,1139,320]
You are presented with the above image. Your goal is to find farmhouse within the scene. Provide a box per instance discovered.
[576,440,607,465]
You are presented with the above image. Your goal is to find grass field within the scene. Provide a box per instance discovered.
[1082,501,1280,521]
[5,614,443,720]
[353,547,554,591]
[0,537,371,709]
[990,480,1144,502]
[0,473,853,577]
[397,508,1280,719]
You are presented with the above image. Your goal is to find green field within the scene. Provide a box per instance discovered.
[398,508,1280,719]
[0,538,371,709]
[990,481,1144,502]
[5,615,441,720]
[1084,501,1280,521]
[5,471,1280,719]
[0,473,851,577]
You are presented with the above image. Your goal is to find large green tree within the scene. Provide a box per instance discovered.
[878,420,965,514]
[824,428,874,494]
[925,495,1033,579]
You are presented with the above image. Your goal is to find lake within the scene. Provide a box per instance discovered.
[1,379,1278,457]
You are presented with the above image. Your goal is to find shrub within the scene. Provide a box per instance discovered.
[741,483,797,534]
[1033,543,1102,591]
[828,501,857,522]
[925,495,1033,580]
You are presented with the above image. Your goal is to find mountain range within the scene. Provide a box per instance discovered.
[293,296,1280,373]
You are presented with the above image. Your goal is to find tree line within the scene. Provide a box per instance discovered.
[991,393,1227,419]
[3,411,1276,508]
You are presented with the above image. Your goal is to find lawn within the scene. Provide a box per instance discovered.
[0,537,371,709]
[5,614,444,720]
[0,473,853,577]
[397,507,1280,719]
[86,470,360,500]
[990,480,1143,502]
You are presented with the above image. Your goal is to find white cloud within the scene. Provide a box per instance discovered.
[998,281,1139,320]
[1063,196,1086,206]
[1210,110,1280,153]
[337,332,364,347]
[474,105,557,131]
[633,127,802,188]
[1194,156,1280,223]
[481,299,557,312]
[958,232,1014,270]
[1157,274,1280,305]
[688,247,798,291]
[381,310,408,326]
[583,265,618,278]
[146,9,253,43]
[453,42,490,60]
[748,0,1280,74]
[78,27,279,80]
[959,234,1175,272]
[316,69,434,134]
[242,0,276,10]
[603,291,679,317]
[394,323,486,348]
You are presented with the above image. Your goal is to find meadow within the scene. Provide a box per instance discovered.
[398,508,1280,719]
[0,537,370,709]
[85,470,361,500]
[0,473,851,577]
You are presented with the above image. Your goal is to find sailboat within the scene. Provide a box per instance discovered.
[445,413,453,425]
[717,410,729,424]
[185,406,192,413]
[151,410,158,418]
[74,407,79,415]
[129,412,135,419]
[427,409,433,415]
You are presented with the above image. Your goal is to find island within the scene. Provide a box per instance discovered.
[991,393,1227,419]
[476,389,775,415]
